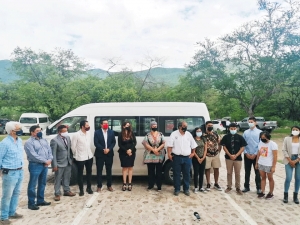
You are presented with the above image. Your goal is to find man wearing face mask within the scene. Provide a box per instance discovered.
[0,122,24,224]
[220,123,247,195]
[94,119,116,192]
[242,117,262,194]
[71,120,94,196]
[50,125,75,201]
[24,125,53,210]
[167,121,197,196]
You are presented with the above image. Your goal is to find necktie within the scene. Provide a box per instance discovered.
[62,137,68,148]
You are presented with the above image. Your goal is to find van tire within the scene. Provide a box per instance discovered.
[70,162,78,186]
[164,162,174,185]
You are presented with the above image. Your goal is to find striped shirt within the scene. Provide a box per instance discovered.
[24,136,53,163]
[0,135,24,169]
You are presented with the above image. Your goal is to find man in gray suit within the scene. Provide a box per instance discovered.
[50,125,76,201]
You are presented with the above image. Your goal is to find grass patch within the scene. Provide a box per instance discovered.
[0,135,30,141]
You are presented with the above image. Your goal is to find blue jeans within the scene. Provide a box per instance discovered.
[284,155,300,193]
[1,170,23,220]
[172,155,192,192]
[27,162,48,206]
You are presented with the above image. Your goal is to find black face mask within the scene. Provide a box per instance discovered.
[207,127,213,132]
[261,138,268,143]
[125,127,130,131]
[181,127,187,132]
[151,128,158,132]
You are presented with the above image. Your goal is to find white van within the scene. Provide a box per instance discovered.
[44,102,210,184]
[19,113,51,134]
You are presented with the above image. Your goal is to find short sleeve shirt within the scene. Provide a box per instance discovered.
[167,130,197,156]
[204,132,219,157]
[258,140,278,166]
[220,134,247,161]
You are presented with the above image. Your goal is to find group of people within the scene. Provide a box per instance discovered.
[1,117,300,224]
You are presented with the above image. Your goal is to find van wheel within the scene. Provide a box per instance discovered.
[70,162,78,186]
[164,162,174,185]
[164,162,184,185]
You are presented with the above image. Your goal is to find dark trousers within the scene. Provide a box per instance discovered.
[244,156,261,190]
[172,155,192,192]
[192,158,206,189]
[147,163,163,189]
[74,158,93,191]
[96,156,113,188]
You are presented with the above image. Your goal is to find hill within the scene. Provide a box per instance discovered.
[0,60,186,85]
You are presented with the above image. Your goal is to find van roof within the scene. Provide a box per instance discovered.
[63,102,210,118]
[20,113,49,117]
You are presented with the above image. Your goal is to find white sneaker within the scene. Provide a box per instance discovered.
[194,188,199,193]
[199,188,207,193]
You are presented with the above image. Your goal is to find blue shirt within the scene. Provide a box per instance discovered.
[24,137,53,163]
[243,127,262,154]
[0,135,24,169]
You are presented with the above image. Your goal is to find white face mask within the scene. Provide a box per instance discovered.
[196,132,202,137]
[61,132,69,137]
[292,130,300,136]
[230,130,237,135]
[248,123,255,128]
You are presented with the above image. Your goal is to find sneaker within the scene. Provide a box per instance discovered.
[265,193,274,200]
[258,193,265,198]
[194,188,199,193]
[214,183,222,191]
[206,184,211,191]
[225,187,232,193]
[184,191,190,196]
[174,191,179,196]
[199,188,207,193]
[257,189,262,194]
[0,220,11,225]
[236,188,243,195]
[242,188,250,193]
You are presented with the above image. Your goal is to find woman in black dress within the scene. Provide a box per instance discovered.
[118,121,137,191]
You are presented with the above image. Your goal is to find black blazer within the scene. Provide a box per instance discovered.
[94,129,116,157]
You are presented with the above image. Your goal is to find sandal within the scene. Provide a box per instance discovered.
[122,183,127,191]
[128,183,132,191]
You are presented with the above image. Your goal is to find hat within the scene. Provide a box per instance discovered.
[150,121,157,126]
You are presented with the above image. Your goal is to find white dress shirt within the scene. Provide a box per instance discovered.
[102,129,108,149]
[167,130,197,156]
[71,130,93,161]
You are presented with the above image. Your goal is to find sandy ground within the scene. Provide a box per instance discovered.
[1,138,300,225]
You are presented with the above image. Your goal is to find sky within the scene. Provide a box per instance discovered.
[0,0,271,71]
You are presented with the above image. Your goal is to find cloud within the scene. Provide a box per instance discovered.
[0,0,282,71]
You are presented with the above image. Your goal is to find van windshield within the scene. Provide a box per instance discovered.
[20,117,37,124]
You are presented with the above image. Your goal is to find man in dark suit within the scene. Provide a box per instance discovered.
[94,119,116,192]
[50,125,76,201]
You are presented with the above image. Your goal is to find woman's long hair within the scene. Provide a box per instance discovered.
[121,121,133,140]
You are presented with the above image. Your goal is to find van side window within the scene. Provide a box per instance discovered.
[20,117,37,124]
[159,116,205,136]
[39,117,48,123]
[140,117,158,136]
[94,117,139,136]
[47,116,87,135]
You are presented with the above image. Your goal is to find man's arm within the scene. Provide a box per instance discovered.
[167,147,173,161]
[50,139,58,169]
[0,142,8,169]
[71,133,78,157]
[94,131,105,150]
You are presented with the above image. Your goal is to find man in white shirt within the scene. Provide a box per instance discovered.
[71,120,94,196]
[167,121,197,196]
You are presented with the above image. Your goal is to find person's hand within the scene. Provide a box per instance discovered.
[52,167,58,172]
[251,155,257,160]
[127,149,132,155]
[289,160,296,168]
[189,153,195,158]
[168,154,173,161]
[230,155,235,160]
[245,153,251,159]
[271,166,275,173]
[104,148,110,154]
[46,160,51,165]
[255,163,258,170]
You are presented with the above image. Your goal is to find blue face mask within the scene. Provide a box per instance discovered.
[230,130,237,135]
[16,130,23,136]
[196,132,202,137]
[37,131,43,138]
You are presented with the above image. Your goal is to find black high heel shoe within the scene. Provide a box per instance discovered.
[122,183,127,191]
[128,183,132,191]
